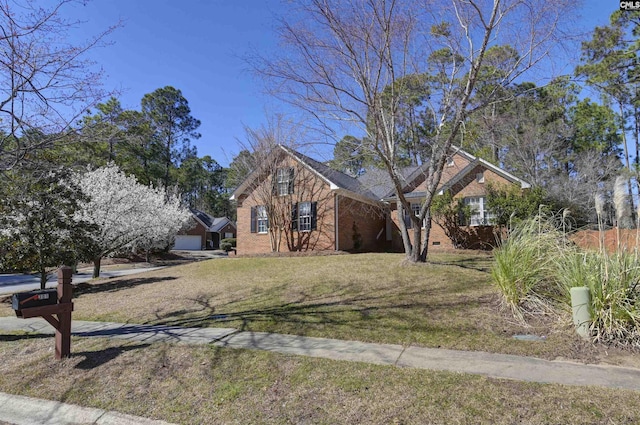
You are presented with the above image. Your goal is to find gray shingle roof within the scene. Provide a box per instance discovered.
[285,148,381,201]
[190,208,213,228]
[190,208,234,232]
[232,144,529,204]
[356,165,422,199]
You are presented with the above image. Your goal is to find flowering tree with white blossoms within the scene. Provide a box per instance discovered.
[75,163,191,278]
[130,186,190,262]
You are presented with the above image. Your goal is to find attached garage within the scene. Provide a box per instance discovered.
[173,235,202,250]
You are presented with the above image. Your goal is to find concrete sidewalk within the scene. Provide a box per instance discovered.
[0,392,176,425]
[1,316,640,392]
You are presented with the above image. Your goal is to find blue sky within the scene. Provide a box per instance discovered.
[66,1,618,167]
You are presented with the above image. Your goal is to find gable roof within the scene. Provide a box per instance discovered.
[357,165,421,199]
[189,208,235,232]
[437,146,531,194]
[229,145,381,203]
[230,144,530,204]
[210,216,236,232]
[190,208,214,228]
[369,146,531,200]
[284,147,380,200]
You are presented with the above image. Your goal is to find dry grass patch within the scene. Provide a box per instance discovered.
[0,252,635,365]
[0,335,639,425]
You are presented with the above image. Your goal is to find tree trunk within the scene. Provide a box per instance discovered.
[420,211,432,262]
[93,257,102,278]
[397,202,413,256]
[634,98,639,224]
[616,101,636,228]
[39,267,47,290]
[409,224,423,262]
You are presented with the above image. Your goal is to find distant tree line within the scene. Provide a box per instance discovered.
[0,2,239,280]
[324,10,640,229]
[48,87,234,219]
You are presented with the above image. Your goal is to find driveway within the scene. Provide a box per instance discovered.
[0,250,228,296]
[0,267,166,296]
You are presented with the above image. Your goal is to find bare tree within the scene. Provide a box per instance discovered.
[235,114,382,253]
[0,0,118,171]
[236,115,342,252]
[234,115,298,252]
[253,0,573,262]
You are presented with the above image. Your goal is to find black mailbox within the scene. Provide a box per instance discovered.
[12,289,58,311]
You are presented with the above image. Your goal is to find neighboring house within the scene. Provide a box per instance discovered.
[230,145,530,255]
[174,208,236,250]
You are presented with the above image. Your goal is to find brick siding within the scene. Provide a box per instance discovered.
[236,158,338,255]
[389,153,516,251]
[336,195,386,252]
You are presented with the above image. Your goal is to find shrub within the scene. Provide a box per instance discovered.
[220,238,236,252]
[492,208,640,348]
[221,238,236,248]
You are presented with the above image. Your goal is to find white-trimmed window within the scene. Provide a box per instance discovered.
[292,201,317,232]
[476,172,485,183]
[250,205,269,234]
[276,167,294,196]
[257,205,268,233]
[298,202,312,232]
[463,196,494,226]
[411,203,421,217]
[403,202,425,229]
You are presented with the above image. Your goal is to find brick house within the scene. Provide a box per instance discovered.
[382,148,531,250]
[174,208,236,250]
[231,145,530,255]
[230,145,386,255]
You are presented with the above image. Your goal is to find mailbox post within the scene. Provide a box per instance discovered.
[11,267,74,359]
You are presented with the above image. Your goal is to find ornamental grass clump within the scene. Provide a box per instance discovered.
[554,249,640,348]
[491,215,564,322]
[494,179,640,348]
[553,182,640,348]
[590,251,640,347]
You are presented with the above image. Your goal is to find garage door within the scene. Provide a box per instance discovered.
[173,235,202,250]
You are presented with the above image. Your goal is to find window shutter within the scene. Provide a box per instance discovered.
[311,201,317,230]
[288,167,295,194]
[404,211,413,229]
[291,203,298,231]
[250,206,257,233]
[458,208,466,226]
[272,175,278,195]
[401,203,413,229]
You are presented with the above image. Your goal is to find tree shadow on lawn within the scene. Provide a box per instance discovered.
[73,343,151,370]
[146,286,490,340]
[0,333,51,342]
[428,257,493,273]
[73,276,177,297]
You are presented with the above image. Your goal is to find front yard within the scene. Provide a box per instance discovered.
[21,252,634,364]
[1,252,639,424]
